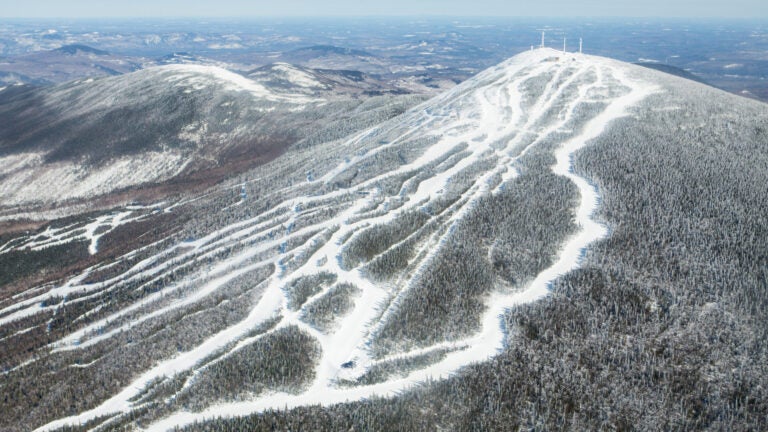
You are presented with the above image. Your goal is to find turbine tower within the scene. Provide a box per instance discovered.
[579,38,583,53]
[563,37,566,53]
[541,31,545,48]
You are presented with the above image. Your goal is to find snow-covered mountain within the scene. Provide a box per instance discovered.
[0,63,423,219]
[247,63,411,96]
[1,48,767,431]
[154,52,223,67]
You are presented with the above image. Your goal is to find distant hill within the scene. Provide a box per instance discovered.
[247,62,409,96]
[291,45,375,58]
[0,44,141,85]
[635,62,711,85]
[276,44,391,75]
[53,44,110,56]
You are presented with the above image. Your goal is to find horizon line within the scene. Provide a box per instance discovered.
[0,15,765,20]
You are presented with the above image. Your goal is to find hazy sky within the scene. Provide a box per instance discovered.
[0,0,765,18]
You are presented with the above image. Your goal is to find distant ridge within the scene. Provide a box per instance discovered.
[635,62,710,86]
[291,45,374,57]
[53,44,110,56]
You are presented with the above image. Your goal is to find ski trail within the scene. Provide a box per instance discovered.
[31,49,658,432]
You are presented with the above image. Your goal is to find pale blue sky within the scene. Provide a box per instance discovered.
[0,0,765,18]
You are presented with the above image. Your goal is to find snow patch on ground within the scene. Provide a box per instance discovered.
[157,64,320,103]
[0,152,188,206]
[272,63,327,88]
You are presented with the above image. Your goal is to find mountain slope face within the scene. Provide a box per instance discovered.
[247,63,410,96]
[1,48,767,431]
[0,64,424,218]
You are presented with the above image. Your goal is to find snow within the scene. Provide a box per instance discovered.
[0,325,38,344]
[0,208,152,257]
[272,63,326,88]
[0,153,43,177]
[207,43,245,50]
[0,152,188,207]
[157,64,320,103]
[178,121,209,145]
[32,48,659,432]
[83,211,138,255]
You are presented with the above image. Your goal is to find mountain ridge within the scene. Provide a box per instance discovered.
[0,63,425,219]
[53,44,110,56]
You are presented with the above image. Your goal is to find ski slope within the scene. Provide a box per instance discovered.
[22,48,657,431]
